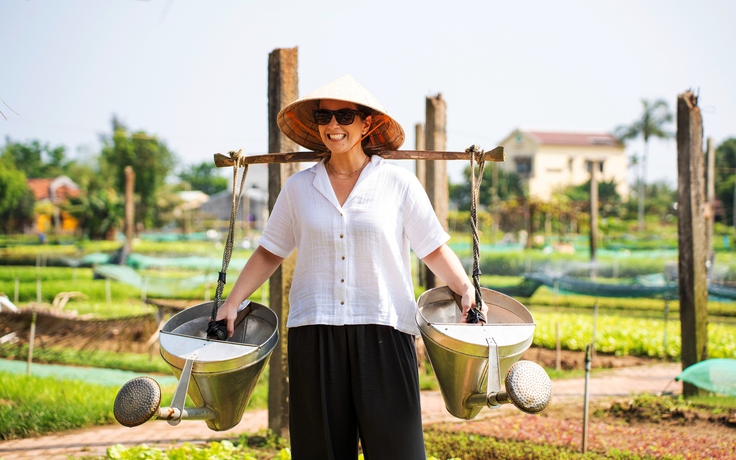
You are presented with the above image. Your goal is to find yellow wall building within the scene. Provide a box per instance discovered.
[498,130,629,201]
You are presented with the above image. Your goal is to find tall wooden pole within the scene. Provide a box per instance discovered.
[423,94,448,289]
[705,138,715,270]
[123,166,135,261]
[415,123,426,185]
[267,47,299,437]
[589,160,599,279]
[415,123,427,288]
[676,90,708,396]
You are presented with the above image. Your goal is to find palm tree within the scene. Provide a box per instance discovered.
[615,99,673,232]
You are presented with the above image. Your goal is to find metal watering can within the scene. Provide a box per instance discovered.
[113,301,278,431]
[416,286,552,419]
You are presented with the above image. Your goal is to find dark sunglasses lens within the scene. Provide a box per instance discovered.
[334,110,357,125]
[312,109,359,125]
[313,110,332,125]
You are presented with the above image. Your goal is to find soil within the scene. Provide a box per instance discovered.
[435,347,736,459]
[521,346,661,371]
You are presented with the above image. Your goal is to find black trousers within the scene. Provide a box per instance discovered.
[288,324,426,460]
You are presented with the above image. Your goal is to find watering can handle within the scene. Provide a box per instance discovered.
[452,291,486,323]
[206,302,252,341]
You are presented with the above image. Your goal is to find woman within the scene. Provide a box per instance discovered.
[217,75,485,460]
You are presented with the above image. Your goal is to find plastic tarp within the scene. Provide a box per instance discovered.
[93,264,217,297]
[489,273,736,301]
[676,359,736,396]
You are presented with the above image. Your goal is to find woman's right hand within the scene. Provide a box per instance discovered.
[215,300,239,338]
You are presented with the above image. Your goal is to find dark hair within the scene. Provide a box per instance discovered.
[357,104,373,119]
[357,104,376,151]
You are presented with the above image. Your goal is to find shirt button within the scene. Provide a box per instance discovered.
[340,234,344,238]
[340,279,344,283]
[341,256,345,260]
[340,301,345,305]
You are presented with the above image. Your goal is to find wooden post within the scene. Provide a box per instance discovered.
[492,163,499,242]
[415,123,427,288]
[124,166,135,261]
[676,90,708,396]
[589,160,599,279]
[27,312,37,375]
[423,94,448,289]
[267,47,299,438]
[705,138,715,271]
[415,123,426,185]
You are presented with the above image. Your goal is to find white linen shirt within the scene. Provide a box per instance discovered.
[258,155,450,336]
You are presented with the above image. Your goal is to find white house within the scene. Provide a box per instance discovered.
[498,130,629,201]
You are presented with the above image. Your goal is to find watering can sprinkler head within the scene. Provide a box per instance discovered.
[465,360,552,414]
[497,360,552,414]
[114,377,163,427]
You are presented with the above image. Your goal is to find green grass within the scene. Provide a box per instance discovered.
[0,371,119,440]
[0,343,171,374]
[687,394,736,411]
[0,365,267,440]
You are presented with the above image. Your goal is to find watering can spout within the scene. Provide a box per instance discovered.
[113,376,218,427]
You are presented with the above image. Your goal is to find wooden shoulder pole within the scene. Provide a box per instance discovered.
[214,147,504,168]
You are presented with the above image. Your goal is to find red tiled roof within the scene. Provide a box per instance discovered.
[528,131,621,147]
[27,177,81,201]
[27,178,53,200]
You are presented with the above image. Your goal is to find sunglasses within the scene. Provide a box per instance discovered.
[312,108,363,126]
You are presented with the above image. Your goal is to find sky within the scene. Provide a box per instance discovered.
[2,0,735,187]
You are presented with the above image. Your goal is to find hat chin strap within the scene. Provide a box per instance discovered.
[356,114,389,152]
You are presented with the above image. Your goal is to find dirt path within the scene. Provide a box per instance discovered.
[0,361,683,460]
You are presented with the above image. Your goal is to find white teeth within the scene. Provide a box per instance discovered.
[328,134,346,140]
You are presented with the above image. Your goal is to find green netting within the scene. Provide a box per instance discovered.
[0,359,178,387]
[94,264,217,297]
[525,273,678,299]
[125,253,249,270]
[485,273,736,301]
[485,278,543,297]
[676,359,736,396]
[137,231,211,242]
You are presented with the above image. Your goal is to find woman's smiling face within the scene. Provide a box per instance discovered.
[318,99,371,155]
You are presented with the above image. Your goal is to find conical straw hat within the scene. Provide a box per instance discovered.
[277,75,405,152]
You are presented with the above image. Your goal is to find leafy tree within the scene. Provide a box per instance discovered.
[449,164,524,212]
[714,138,736,226]
[178,161,228,195]
[100,117,176,229]
[615,99,674,232]
[1,138,68,178]
[65,188,124,240]
[0,156,35,233]
[562,178,622,217]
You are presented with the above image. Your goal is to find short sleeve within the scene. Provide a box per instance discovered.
[258,184,297,258]
[402,175,450,259]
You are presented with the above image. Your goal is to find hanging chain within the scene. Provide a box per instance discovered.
[467,145,487,324]
[208,150,249,331]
